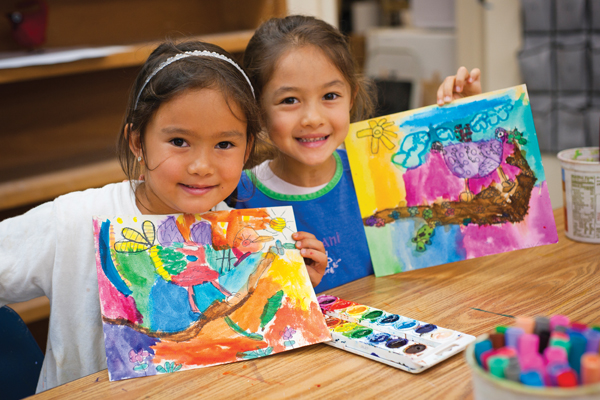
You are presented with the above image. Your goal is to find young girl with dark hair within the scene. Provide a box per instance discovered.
[230,15,481,293]
[0,39,326,393]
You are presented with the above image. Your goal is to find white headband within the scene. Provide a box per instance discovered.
[134,50,255,110]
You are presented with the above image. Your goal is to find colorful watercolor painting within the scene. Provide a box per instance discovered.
[345,85,558,276]
[93,206,330,381]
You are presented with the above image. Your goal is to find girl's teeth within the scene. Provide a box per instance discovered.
[298,137,326,143]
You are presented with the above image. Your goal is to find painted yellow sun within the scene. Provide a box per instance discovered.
[356,118,399,154]
[269,217,286,232]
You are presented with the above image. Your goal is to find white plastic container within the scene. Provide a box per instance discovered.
[557,147,600,243]
[466,342,600,399]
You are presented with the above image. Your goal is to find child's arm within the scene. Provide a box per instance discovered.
[437,66,482,106]
[292,232,327,288]
[0,202,54,307]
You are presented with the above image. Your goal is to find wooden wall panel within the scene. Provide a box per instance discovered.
[0,0,286,51]
[0,67,137,181]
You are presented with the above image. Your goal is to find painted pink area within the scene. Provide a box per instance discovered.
[467,142,521,194]
[403,152,464,206]
[93,220,143,323]
[460,181,557,259]
[404,143,522,207]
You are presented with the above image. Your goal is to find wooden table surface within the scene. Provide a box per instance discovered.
[30,208,600,399]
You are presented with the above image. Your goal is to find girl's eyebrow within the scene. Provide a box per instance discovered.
[323,79,346,89]
[160,127,244,138]
[218,130,245,139]
[273,80,346,96]
[272,86,297,96]
[161,127,189,134]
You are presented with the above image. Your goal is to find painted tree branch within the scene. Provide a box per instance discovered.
[363,142,537,228]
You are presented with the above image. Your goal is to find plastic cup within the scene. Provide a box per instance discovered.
[557,147,600,244]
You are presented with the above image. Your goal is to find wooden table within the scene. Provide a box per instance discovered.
[30,209,600,399]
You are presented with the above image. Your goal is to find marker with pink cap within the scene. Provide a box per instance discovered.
[544,346,568,365]
[550,315,570,330]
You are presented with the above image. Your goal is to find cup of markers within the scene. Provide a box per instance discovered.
[466,315,600,400]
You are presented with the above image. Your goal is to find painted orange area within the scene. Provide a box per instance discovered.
[176,214,197,241]
[263,301,331,353]
[345,305,369,315]
[199,209,271,248]
[230,277,281,333]
[152,318,267,366]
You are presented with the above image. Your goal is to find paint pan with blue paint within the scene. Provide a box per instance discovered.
[319,295,476,373]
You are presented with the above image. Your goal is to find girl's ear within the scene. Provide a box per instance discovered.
[126,123,143,159]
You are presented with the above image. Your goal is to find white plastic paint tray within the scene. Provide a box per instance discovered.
[318,295,475,373]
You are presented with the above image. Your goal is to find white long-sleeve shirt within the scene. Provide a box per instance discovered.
[0,181,229,392]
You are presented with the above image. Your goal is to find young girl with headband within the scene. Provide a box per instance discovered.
[0,40,326,393]
[230,15,481,293]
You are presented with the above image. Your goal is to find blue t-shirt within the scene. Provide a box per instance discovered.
[230,150,373,293]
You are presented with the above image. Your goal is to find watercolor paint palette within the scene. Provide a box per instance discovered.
[318,295,475,373]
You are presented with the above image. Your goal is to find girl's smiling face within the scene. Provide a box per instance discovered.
[261,45,352,173]
[131,87,249,214]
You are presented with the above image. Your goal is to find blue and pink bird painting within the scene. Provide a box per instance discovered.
[345,85,558,277]
[92,207,330,381]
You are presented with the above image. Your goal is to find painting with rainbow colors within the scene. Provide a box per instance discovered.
[345,85,558,277]
[93,206,330,381]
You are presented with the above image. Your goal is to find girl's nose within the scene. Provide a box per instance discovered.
[187,151,214,176]
[300,102,325,129]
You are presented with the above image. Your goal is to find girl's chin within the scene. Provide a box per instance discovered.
[300,153,338,169]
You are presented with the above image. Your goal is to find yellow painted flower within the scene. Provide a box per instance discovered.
[356,118,399,154]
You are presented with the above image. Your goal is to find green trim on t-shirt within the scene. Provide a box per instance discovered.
[246,152,343,202]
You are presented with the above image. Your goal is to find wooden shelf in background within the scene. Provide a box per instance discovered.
[0,30,254,84]
[7,296,50,324]
[0,159,126,211]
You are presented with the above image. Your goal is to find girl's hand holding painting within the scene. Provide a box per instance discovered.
[292,231,327,287]
[437,66,482,106]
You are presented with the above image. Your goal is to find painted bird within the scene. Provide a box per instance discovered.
[6,0,48,49]
[431,127,514,202]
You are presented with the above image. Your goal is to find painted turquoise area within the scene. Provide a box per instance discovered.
[192,282,226,313]
[401,95,513,129]
[219,252,266,294]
